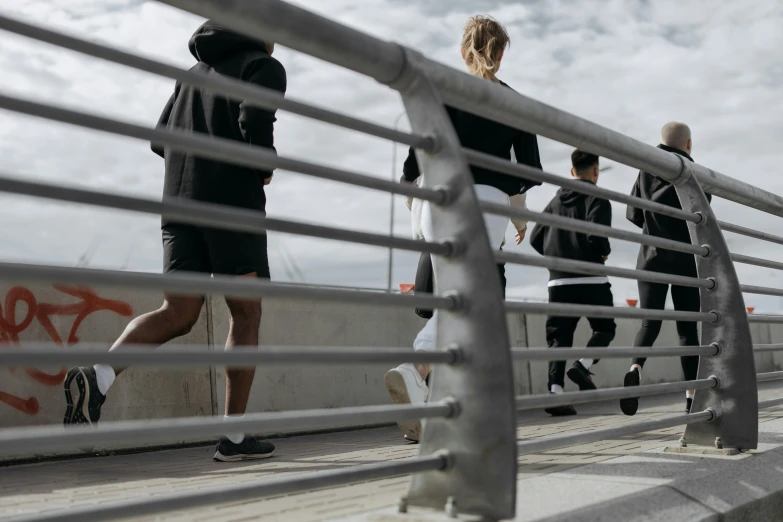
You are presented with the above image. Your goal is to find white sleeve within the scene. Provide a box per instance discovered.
[509,193,528,231]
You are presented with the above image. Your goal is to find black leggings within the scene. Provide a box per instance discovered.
[413,251,506,319]
[633,281,700,381]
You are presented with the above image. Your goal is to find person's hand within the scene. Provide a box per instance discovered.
[602,255,609,261]
[515,228,527,245]
[264,175,273,186]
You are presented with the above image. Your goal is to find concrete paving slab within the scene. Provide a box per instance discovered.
[2,386,783,521]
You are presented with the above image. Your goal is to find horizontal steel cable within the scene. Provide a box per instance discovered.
[759,397,783,409]
[748,316,783,324]
[515,378,717,411]
[731,253,783,272]
[505,300,717,322]
[757,371,783,383]
[0,262,458,309]
[517,410,713,456]
[466,149,699,223]
[754,344,783,352]
[720,220,783,247]
[0,14,435,151]
[740,285,783,298]
[0,401,456,458]
[0,174,451,256]
[0,344,460,366]
[481,202,708,256]
[496,251,713,289]
[511,345,718,361]
[10,455,449,522]
[0,93,445,203]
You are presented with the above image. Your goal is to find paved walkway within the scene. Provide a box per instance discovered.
[3,385,783,522]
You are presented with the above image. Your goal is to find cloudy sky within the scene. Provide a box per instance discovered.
[0,0,782,310]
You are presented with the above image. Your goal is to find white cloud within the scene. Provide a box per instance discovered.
[0,0,781,311]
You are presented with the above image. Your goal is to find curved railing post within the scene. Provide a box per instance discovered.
[387,48,518,519]
[673,158,758,450]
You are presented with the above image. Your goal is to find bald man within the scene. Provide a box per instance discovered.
[621,122,710,417]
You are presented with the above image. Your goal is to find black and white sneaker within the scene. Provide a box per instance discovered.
[63,366,106,426]
[620,368,641,417]
[685,397,693,414]
[567,361,597,391]
[214,437,275,462]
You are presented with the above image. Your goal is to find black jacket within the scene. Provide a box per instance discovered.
[627,144,711,277]
[530,180,612,280]
[154,21,287,221]
[402,81,542,196]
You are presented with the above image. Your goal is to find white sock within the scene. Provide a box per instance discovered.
[686,391,695,399]
[93,364,116,395]
[579,358,593,370]
[550,384,564,395]
[630,364,642,375]
[224,415,245,444]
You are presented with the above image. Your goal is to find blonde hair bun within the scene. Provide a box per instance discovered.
[461,15,510,80]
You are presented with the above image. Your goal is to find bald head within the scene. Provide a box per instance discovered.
[661,121,692,154]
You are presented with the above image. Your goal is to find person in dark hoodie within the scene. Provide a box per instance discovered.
[383,15,543,442]
[530,150,616,416]
[620,122,708,417]
[62,21,286,462]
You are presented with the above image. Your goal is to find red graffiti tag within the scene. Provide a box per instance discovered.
[0,285,132,414]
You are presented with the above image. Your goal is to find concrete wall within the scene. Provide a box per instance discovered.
[210,296,532,415]
[0,283,213,429]
[0,283,778,433]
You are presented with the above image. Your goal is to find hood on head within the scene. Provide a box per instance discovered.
[188,21,268,65]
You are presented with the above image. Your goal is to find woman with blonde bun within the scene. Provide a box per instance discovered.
[386,15,543,442]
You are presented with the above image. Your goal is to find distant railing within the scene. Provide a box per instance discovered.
[0,1,782,521]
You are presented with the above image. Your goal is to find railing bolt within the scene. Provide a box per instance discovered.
[397,497,409,514]
[445,496,458,518]
[679,437,687,448]
[715,437,724,450]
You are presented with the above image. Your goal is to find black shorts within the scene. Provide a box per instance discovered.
[162,224,270,278]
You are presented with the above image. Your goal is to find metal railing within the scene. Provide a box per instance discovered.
[1,1,783,521]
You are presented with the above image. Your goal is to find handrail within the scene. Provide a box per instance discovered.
[0,262,458,309]
[154,0,783,217]
[482,202,708,256]
[0,1,777,519]
[0,401,457,458]
[0,13,434,151]
[496,251,714,289]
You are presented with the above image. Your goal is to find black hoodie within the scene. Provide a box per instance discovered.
[627,144,711,277]
[401,81,543,196]
[530,180,612,281]
[155,22,287,219]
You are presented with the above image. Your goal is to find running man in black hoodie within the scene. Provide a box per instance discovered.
[531,150,616,416]
[63,21,286,461]
[621,122,708,417]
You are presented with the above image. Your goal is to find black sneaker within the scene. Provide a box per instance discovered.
[214,437,275,462]
[63,366,106,426]
[685,397,693,414]
[544,393,577,417]
[620,368,641,417]
[567,361,597,391]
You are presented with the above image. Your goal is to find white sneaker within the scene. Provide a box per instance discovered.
[384,363,429,441]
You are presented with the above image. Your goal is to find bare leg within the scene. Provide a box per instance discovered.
[224,274,263,416]
[64,295,204,427]
[109,296,204,375]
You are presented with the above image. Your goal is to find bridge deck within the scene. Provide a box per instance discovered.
[4,385,783,522]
